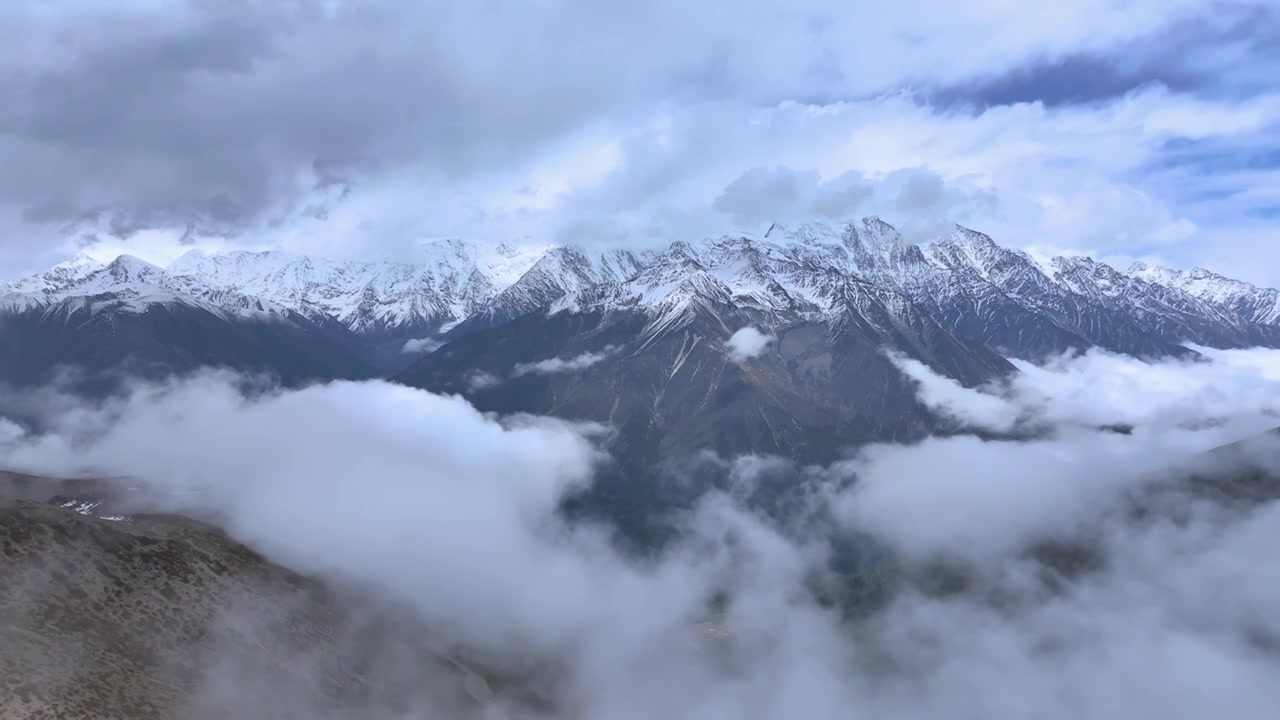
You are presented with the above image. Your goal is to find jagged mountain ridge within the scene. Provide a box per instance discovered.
[8,218,1279,361]
[0,255,375,393]
[536,219,1280,358]
[163,239,556,335]
[1127,261,1280,326]
[5,217,1280,404]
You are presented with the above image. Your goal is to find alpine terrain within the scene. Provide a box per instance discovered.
[5,217,1280,459]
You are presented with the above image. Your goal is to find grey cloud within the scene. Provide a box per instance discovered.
[889,167,998,244]
[4,0,905,249]
[0,1,663,241]
[895,169,946,214]
[931,3,1280,109]
[932,53,1189,109]
[712,166,810,227]
[811,171,874,218]
[714,166,875,228]
[707,165,993,241]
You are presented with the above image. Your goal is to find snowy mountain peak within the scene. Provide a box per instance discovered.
[1050,254,1096,271]
[1048,255,1124,298]
[3,252,104,294]
[950,225,997,247]
[1126,261,1247,290]
[1125,260,1184,287]
[104,254,165,282]
[857,216,902,245]
[169,247,294,272]
[762,221,844,246]
[945,227,1002,265]
[838,217,932,277]
[53,251,105,274]
[1,252,202,316]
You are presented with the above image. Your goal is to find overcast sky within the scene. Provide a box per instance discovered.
[1,0,1277,283]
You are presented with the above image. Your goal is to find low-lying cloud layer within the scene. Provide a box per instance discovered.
[895,345,1280,433]
[4,346,1280,717]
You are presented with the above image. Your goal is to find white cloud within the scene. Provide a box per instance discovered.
[894,347,1280,434]
[852,347,1280,564]
[513,347,617,376]
[726,327,775,362]
[893,354,1021,432]
[401,337,444,354]
[465,371,502,391]
[838,427,1234,564]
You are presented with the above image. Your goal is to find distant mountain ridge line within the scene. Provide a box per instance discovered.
[5,217,1278,350]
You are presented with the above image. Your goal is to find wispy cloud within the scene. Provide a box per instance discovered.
[401,337,444,354]
[513,346,618,376]
[465,371,502,391]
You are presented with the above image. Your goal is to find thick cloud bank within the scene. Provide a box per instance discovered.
[4,347,1280,718]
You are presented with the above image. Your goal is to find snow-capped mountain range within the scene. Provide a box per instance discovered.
[8,216,1280,461]
[6,217,1277,360]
